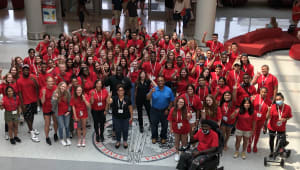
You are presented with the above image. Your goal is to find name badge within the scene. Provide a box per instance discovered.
[80,111,83,117]
[177,123,183,129]
[277,121,282,127]
[118,109,123,114]
[189,112,196,124]
[257,113,262,118]
[98,102,103,106]
[223,116,228,122]
[151,75,156,80]
[12,110,17,115]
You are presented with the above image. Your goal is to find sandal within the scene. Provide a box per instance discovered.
[115,142,120,149]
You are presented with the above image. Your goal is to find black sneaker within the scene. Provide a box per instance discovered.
[53,134,58,142]
[96,134,100,142]
[10,138,16,145]
[46,137,52,145]
[139,127,144,133]
[14,137,21,143]
[100,135,104,142]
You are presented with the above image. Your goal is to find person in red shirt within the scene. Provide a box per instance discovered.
[128,61,140,107]
[168,97,191,161]
[43,46,58,64]
[70,86,91,147]
[179,85,202,142]
[161,60,177,90]
[265,92,292,157]
[173,42,185,58]
[227,43,240,66]
[17,65,40,142]
[202,33,224,61]
[142,52,161,81]
[210,65,223,90]
[232,98,256,159]
[196,76,211,104]
[227,63,244,90]
[24,48,36,67]
[176,68,195,95]
[247,87,271,153]
[214,52,232,77]
[56,64,72,85]
[252,65,278,101]
[0,86,22,145]
[240,54,254,78]
[89,80,109,142]
[236,73,257,106]
[184,52,194,73]
[201,94,222,126]
[77,66,97,94]
[212,77,230,102]
[51,81,72,146]
[38,63,52,88]
[40,77,58,145]
[220,89,238,151]
[112,32,125,49]
[127,32,144,52]
[176,120,219,170]
[158,35,175,51]
[36,34,50,55]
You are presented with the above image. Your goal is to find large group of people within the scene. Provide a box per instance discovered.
[0,16,293,165]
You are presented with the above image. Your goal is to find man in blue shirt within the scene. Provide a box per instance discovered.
[147,76,174,144]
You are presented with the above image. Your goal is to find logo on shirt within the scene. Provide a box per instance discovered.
[93,116,175,163]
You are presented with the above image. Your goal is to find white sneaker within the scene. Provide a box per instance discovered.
[77,139,82,147]
[61,139,67,146]
[31,131,40,142]
[33,129,40,135]
[66,138,72,146]
[5,132,9,140]
[175,153,180,162]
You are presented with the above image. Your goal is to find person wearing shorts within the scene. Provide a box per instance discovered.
[0,86,22,145]
[112,0,122,30]
[127,0,138,32]
[233,98,257,160]
[17,65,40,142]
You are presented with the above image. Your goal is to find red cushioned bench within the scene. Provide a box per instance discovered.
[224,28,300,56]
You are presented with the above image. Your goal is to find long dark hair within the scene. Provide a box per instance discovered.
[219,91,233,108]
[203,94,218,118]
[172,97,188,119]
[239,97,254,115]
[5,86,16,98]
[136,70,148,85]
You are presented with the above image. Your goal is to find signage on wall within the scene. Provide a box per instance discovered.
[42,0,56,24]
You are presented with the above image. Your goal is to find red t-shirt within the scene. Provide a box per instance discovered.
[194,129,219,152]
[220,101,237,125]
[236,111,257,131]
[40,86,57,113]
[179,93,202,111]
[142,61,161,79]
[206,40,224,60]
[56,72,72,85]
[212,85,230,101]
[241,64,254,78]
[57,96,69,116]
[128,70,140,83]
[23,56,35,66]
[77,72,98,94]
[17,75,39,104]
[196,86,210,103]
[162,68,176,82]
[36,41,49,53]
[89,88,108,111]
[70,95,89,119]
[2,96,20,111]
[206,107,222,123]
[127,39,144,51]
[228,51,239,65]
[268,104,292,132]
[252,94,272,121]
[43,54,57,63]
[112,38,125,49]
[227,70,245,89]
[257,74,278,100]
[38,73,53,88]
[0,82,18,96]
[176,77,195,94]
[167,108,190,134]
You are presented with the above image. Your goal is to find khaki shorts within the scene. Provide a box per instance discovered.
[113,10,121,18]
[5,110,19,123]
[235,129,252,138]
[122,2,128,11]
[129,16,137,27]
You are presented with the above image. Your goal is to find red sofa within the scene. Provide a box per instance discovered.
[224,28,300,56]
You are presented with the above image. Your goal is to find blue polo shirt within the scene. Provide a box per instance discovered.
[150,86,174,110]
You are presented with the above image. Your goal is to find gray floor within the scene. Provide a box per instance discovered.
[0,156,174,170]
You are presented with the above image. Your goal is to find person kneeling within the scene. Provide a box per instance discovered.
[176,120,219,170]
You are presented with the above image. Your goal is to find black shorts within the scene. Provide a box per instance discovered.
[23,102,37,121]
[173,13,182,21]
[43,111,54,116]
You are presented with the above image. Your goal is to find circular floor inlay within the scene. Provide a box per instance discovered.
[93,118,176,163]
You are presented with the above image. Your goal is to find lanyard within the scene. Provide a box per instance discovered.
[176,110,182,122]
[262,74,269,86]
[212,41,219,53]
[118,98,124,109]
[186,93,194,107]
[243,65,247,73]
[277,104,285,119]
[95,89,102,102]
[223,103,229,115]
[9,97,17,110]
[29,57,35,65]
[198,87,206,101]
[150,62,156,75]
[234,71,240,83]
[258,95,264,113]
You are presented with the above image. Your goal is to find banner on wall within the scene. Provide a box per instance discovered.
[42,0,56,24]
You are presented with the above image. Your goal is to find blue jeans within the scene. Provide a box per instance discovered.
[150,107,168,140]
[183,8,191,26]
[57,114,71,139]
[131,82,135,107]
[114,118,129,142]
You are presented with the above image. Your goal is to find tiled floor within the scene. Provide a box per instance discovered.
[0,2,300,170]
